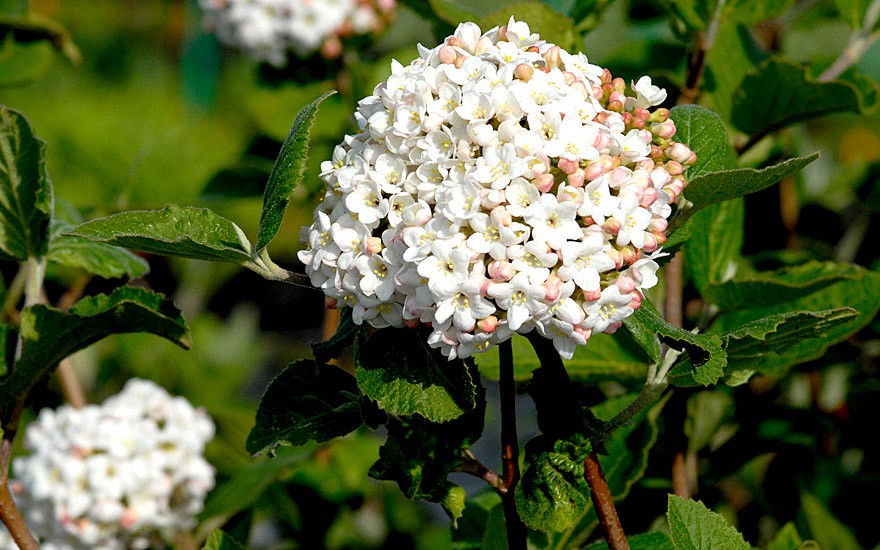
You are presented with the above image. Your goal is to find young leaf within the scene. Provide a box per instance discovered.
[201,529,250,550]
[624,299,727,386]
[246,359,373,457]
[0,287,190,408]
[67,205,254,263]
[667,495,750,550]
[669,104,729,181]
[0,105,52,260]
[256,90,336,251]
[683,198,744,294]
[800,493,862,550]
[355,327,476,422]
[48,231,149,279]
[731,58,878,137]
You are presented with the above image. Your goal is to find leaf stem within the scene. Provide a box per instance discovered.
[249,250,315,289]
[498,339,527,549]
[584,450,629,550]
[457,450,508,496]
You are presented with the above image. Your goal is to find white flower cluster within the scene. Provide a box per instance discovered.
[299,19,696,360]
[0,379,215,550]
[200,0,397,65]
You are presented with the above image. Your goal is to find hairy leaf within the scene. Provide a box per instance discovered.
[667,495,750,550]
[670,104,729,181]
[68,205,253,263]
[0,287,189,409]
[732,58,878,137]
[48,230,149,279]
[355,327,476,422]
[246,359,371,457]
[256,90,335,251]
[0,105,52,260]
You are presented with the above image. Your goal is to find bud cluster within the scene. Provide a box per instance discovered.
[299,18,695,360]
[199,0,397,65]
[0,379,215,550]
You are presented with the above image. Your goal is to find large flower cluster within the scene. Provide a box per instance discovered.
[200,0,397,65]
[299,19,695,360]
[0,379,215,550]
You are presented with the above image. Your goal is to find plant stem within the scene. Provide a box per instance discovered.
[0,479,38,550]
[498,339,527,550]
[819,0,880,82]
[584,450,629,550]
[457,450,507,496]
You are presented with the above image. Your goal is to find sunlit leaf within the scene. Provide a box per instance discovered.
[48,230,149,279]
[667,495,750,550]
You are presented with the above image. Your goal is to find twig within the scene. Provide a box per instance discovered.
[498,339,527,549]
[818,0,880,83]
[457,450,508,496]
[56,358,86,409]
[671,452,691,497]
[584,450,629,550]
[679,0,726,105]
[0,479,38,550]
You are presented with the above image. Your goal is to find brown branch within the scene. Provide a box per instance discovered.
[457,450,508,496]
[0,480,38,550]
[498,339,527,549]
[584,450,629,550]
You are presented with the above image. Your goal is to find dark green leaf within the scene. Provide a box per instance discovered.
[246,359,371,457]
[684,198,744,294]
[311,307,361,364]
[702,261,858,311]
[0,287,190,409]
[67,205,254,263]
[667,495,750,550]
[732,58,878,137]
[48,231,149,279]
[256,90,335,251]
[355,327,476,422]
[766,522,803,550]
[479,3,576,50]
[685,391,734,454]
[0,105,51,260]
[670,104,729,181]
[834,0,871,28]
[201,529,249,550]
[800,493,861,550]
[584,532,674,550]
[624,300,727,386]
[0,324,15,378]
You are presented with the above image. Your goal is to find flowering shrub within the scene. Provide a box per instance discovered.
[298,19,696,360]
[199,0,397,65]
[0,379,215,550]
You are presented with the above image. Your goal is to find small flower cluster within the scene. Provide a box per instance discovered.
[299,19,695,360]
[200,0,397,65]
[0,379,215,550]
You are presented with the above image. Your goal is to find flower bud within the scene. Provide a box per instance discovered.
[488,260,515,281]
[665,142,692,164]
[514,63,534,82]
[602,217,621,235]
[615,275,636,293]
[438,45,457,64]
[628,291,643,310]
[612,77,626,93]
[321,36,343,59]
[544,279,561,302]
[620,245,640,265]
[544,45,562,69]
[567,169,585,188]
[639,186,658,208]
[365,236,383,254]
[641,233,658,252]
[605,321,623,334]
[583,288,602,302]
[477,315,499,333]
[325,297,338,309]
[404,318,420,329]
[649,107,670,122]
[534,172,556,192]
[557,157,579,175]
[491,205,513,226]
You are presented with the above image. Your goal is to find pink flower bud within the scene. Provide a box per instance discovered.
[544,280,561,302]
[514,62,534,82]
[497,25,508,41]
[605,321,623,334]
[615,275,636,293]
[601,68,613,85]
[563,71,577,86]
[664,160,684,176]
[574,326,592,340]
[649,217,668,233]
[120,509,138,530]
[404,319,420,329]
[630,117,646,130]
[491,205,513,226]
[583,288,602,302]
[636,158,655,171]
[641,233,658,252]
[571,80,590,100]
[639,187,658,208]
[438,45,457,64]
[544,46,561,69]
[602,218,621,235]
[557,157,579,175]
[584,161,606,181]
[325,297,338,309]
[488,260,515,281]
[475,36,493,55]
[620,245,640,265]
[612,77,626,93]
[650,145,664,161]
[628,291,643,310]
[633,107,650,120]
[593,131,610,150]
[651,119,677,139]
[447,37,461,48]
[534,172,556,192]
[607,247,624,269]
[454,55,466,68]
[365,236,383,254]
[581,214,596,226]
[321,36,343,59]
[653,231,667,245]
[650,108,670,123]
[526,45,540,53]
[666,142,692,163]
[567,169,585,188]
[477,315,499,333]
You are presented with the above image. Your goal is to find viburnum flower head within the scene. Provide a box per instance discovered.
[299,18,696,360]
[0,379,215,550]
[200,0,397,65]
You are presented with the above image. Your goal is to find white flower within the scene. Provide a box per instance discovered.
[630,76,667,109]
[583,285,634,333]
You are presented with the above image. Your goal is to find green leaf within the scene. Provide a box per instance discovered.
[67,205,254,263]
[711,266,880,377]
[48,230,149,279]
[685,391,734,454]
[624,300,727,386]
[256,90,335,251]
[702,261,858,311]
[731,58,878,137]
[201,530,249,550]
[0,36,52,87]
[669,104,729,181]
[452,492,505,550]
[370,374,484,520]
[684,198,744,294]
[766,523,803,550]
[0,14,81,64]
[703,22,762,121]
[584,532,674,550]
[667,495,750,550]
[0,1,28,16]
[835,0,871,28]
[355,327,476,422]
[726,0,793,24]
[311,307,362,364]
[666,0,713,30]
[0,287,190,409]
[0,105,52,260]
[246,359,372,457]
[800,493,862,550]
[0,324,15,378]
[684,153,818,209]
[479,3,576,50]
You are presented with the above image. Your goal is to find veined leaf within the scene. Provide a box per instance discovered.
[67,205,254,264]
[684,198,744,294]
[355,327,476,422]
[670,104,729,181]
[0,287,189,409]
[0,105,52,260]
[256,90,335,251]
[48,230,149,279]
[246,359,373,457]
[667,495,750,550]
